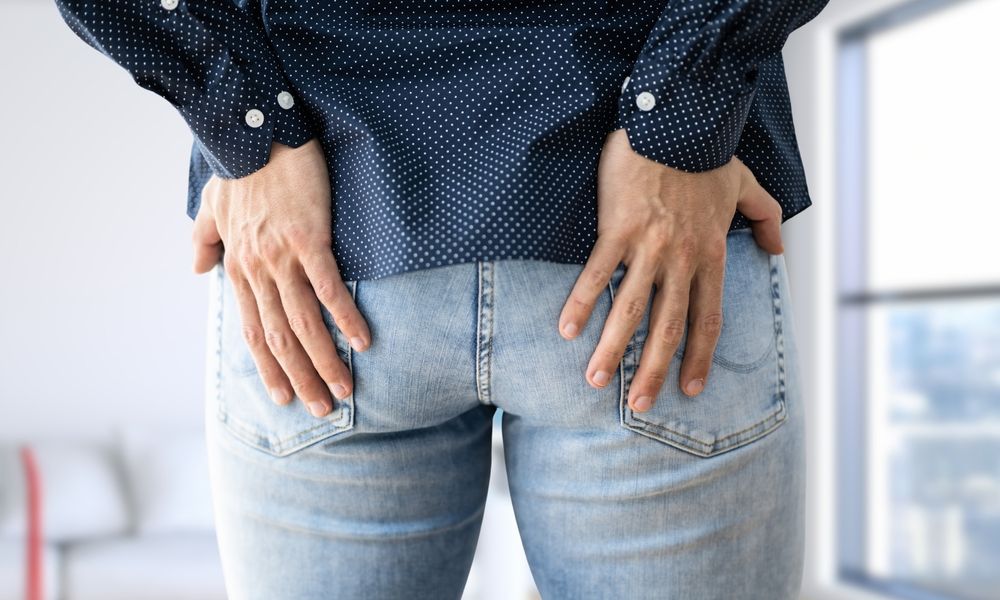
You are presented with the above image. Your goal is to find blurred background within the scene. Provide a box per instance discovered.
[1,0,998,598]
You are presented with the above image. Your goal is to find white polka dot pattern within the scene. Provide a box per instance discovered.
[616,0,830,173]
[55,0,829,281]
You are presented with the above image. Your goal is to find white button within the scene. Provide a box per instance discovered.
[160,0,178,10]
[276,91,295,110]
[636,91,656,111]
[621,76,630,93]
[245,109,265,128]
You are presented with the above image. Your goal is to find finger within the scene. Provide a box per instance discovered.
[736,167,784,255]
[626,265,691,413]
[224,261,294,407]
[249,272,336,418]
[678,244,726,397]
[275,264,353,399]
[559,234,624,340]
[300,249,370,352]
[587,253,655,390]
[192,201,223,274]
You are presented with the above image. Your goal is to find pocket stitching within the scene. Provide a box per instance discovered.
[617,253,788,457]
[217,404,352,457]
[624,399,787,457]
[213,270,358,458]
[669,334,775,373]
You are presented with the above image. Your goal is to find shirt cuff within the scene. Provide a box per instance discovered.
[615,59,759,173]
[269,89,317,149]
[175,68,315,180]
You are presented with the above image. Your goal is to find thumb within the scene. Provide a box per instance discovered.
[734,164,784,255]
[192,196,223,274]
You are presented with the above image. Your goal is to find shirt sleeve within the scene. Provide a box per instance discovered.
[53,0,317,179]
[615,0,830,173]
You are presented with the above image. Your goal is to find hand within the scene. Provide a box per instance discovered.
[191,138,370,419]
[559,128,784,413]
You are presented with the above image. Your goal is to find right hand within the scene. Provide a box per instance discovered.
[191,138,369,419]
[561,129,783,413]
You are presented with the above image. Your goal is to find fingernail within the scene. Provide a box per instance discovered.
[269,388,291,405]
[685,378,705,396]
[330,383,349,399]
[633,396,652,412]
[350,336,366,352]
[308,401,330,417]
[562,322,578,338]
[593,370,610,386]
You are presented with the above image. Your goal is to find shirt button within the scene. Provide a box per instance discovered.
[636,91,656,111]
[276,91,295,110]
[245,109,265,128]
[160,0,178,10]
[621,76,631,93]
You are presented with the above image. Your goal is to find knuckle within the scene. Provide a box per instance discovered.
[704,240,727,264]
[258,238,282,264]
[641,367,667,388]
[255,361,281,382]
[584,265,613,290]
[698,312,723,337]
[308,231,332,250]
[648,230,671,253]
[264,328,290,354]
[620,297,647,325]
[566,292,594,313]
[291,225,330,250]
[241,325,265,349]
[286,312,314,337]
[656,317,686,347]
[595,343,623,366]
[312,278,340,304]
[312,356,341,380]
[329,310,356,333]
[284,224,308,247]
[673,235,699,267]
[285,372,310,394]
[238,252,260,274]
[222,254,239,275]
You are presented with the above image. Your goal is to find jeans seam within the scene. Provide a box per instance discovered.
[213,264,226,428]
[475,260,495,406]
[771,255,787,401]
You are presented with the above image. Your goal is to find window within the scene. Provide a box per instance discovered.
[836,0,1000,598]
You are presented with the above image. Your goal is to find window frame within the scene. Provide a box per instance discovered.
[835,1,996,598]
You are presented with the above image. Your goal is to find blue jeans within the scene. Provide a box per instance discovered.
[203,228,806,599]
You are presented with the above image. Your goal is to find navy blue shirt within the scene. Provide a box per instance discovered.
[55,0,828,281]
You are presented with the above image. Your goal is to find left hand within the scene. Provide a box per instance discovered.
[191,139,368,419]
[559,128,785,413]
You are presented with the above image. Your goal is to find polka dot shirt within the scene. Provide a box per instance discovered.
[55,0,830,281]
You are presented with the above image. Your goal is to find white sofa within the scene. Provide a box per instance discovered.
[0,427,536,600]
[0,429,226,600]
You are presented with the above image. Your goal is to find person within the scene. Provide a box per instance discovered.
[54,1,830,598]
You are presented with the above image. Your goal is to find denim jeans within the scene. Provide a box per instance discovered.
[203,228,806,600]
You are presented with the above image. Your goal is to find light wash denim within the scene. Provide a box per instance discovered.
[203,228,806,600]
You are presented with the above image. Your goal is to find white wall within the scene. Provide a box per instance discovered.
[782,2,915,598]
[0,0,209,440]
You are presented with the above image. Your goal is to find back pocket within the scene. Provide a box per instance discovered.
[609,229,788,457]
[211,264,356,458]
